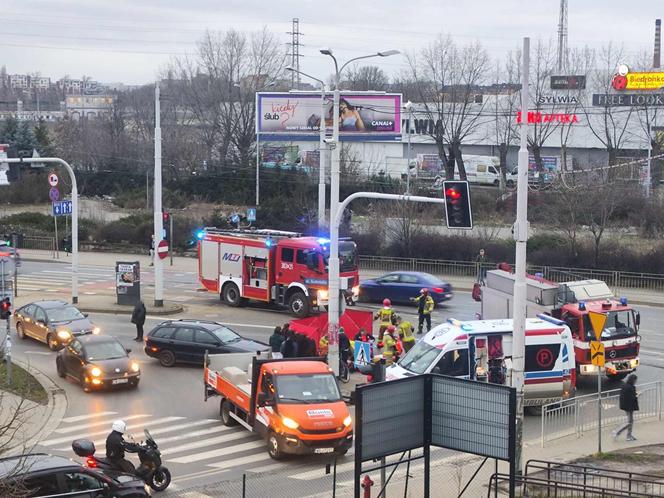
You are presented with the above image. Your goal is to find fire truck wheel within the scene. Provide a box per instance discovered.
[222,283,242,307]
[288,291,310,317]
[220,400,238,427]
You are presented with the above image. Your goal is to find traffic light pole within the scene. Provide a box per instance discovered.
[327,192,446,376]
[154,82,164,307]
[4,157,79,304]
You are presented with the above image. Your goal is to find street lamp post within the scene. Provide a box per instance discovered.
[320,48,401,375]
[404,101,414,194]
[285,67,328,230]
[154,82,164,307]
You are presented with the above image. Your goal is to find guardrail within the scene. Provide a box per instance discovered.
[525,459,664,497]
[358,255,664,292]
[17,235,56,256]
[541,381,663,447]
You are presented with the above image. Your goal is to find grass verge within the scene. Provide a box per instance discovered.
[0,362,48,405]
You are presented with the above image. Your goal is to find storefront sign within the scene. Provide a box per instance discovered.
[612,70,664,91]
[516,111,579,124]
[550,75,586,90]
[593,93,664,107]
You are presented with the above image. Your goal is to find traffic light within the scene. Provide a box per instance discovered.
[162,211,170,241]
[0,297,11,320]
[443,180,473,229]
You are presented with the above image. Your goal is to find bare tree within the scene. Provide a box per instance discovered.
[410,35,490,180]
[381,200,424,256]
[341,65,389,91]
[0,391,34,498]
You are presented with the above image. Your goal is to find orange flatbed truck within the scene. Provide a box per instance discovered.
[204,352,353,460]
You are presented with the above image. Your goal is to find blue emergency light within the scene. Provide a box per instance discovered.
[578,301,586,311]
[620,297,628,306]
[317,237,330,245]
[265,239,274,248]
[196,230,205,240]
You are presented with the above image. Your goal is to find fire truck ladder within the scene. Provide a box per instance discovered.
[201,227,302,240]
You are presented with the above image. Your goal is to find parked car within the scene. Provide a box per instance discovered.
[14,300,100,350]
[359,271,453,305]
[56,335,140,392]
[145,319,270,367]
[0,453,149,497]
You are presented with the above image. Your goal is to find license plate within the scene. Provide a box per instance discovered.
[314,447,334,454]
[112,378,129,385]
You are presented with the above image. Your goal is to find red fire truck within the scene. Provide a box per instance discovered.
[197,228,360,317]
[480,269,641,380]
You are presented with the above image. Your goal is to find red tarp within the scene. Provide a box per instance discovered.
[289,309,374,344]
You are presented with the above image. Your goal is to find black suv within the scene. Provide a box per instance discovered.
[144,319,269,367]
[0,453,149,497]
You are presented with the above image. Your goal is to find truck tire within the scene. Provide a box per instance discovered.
[288,291,310,318]
[267,431,284,460]
[223,283,241,307]
[220,400,238,427]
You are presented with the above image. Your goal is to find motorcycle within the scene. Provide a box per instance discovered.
[72,429,171,492]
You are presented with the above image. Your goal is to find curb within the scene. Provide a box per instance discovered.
[4,358,68,456]
[77,303,185,316]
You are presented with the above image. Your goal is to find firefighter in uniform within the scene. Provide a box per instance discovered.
[380,325,399,366]
[396,316,416,353]
[318,334,329,358]
[374,299,395,341]
[411,288,434,334]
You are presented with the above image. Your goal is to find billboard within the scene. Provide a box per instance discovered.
[612,71,664,91]
[550,75,586,90]
[256,92,402,141]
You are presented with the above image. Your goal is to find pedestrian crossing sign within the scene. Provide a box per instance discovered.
[354,341,371,368]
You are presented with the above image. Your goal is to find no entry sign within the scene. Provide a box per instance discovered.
[157,239,169,260]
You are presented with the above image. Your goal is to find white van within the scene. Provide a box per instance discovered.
[455,155,501,185]
[386,315,576,407]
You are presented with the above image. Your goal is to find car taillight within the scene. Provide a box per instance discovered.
[86,457,97,468]
[432,287,444,294]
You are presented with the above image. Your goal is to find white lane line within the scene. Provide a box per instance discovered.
[62,412,118,423]
[55,414,151,434]
[145,424,232,445]
[168,440,266,464]
[248,460,305,474]
[206,451,277,472]
[640,349,664,356]
[24,351,51,355]
[161,431,259,455]
[42,416,185,447]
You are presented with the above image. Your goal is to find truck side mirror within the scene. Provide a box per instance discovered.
[257,392,274,407]
[635,312,640,326]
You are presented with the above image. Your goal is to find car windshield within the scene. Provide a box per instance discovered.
[321,241,358,273]
[85,341,127,361]
[47,305,85,322]
[276,373,341,403]
[582,311,636,340]
[398,340,442,375]
[211,326,241,343]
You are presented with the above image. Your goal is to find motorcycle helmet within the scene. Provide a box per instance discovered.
[383,298,391,307]
[112,420,127,434]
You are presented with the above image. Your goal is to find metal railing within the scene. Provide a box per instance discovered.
[525,459,664,497]
[17,235,56,253]
[541,381,663,447]
[359,255,664,293]
[488,472,660,497]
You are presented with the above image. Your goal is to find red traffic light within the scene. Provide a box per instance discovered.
[162,211,170,222]
[445,187,462,201]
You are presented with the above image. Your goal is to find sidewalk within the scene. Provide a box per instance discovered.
[0,358,67,457]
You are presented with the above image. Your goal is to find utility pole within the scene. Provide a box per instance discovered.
[154,82,164,307]
[405,102,414,194]
[512,37,530,475]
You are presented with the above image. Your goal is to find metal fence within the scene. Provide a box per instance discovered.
[541,381,663,447]
[359,255,664,293]
[17,236,56,254]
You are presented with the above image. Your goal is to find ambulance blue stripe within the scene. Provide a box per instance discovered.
[525,370,563,379]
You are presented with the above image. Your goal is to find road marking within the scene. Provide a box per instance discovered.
[42,416,185,447]
[62,412,118,423]
[54,414,151,434]
[168,440,266,464]
[161,430,257,455]
[207,451,277,472]
[144,424,231,445]
[24,350,51,355]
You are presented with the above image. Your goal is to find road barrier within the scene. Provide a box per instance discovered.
[540,381,663,447]
[359,255,664,293]
[18,236,56,256]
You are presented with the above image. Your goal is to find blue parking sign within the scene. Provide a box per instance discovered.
[354,341,371,368]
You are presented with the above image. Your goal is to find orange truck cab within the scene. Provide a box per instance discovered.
[204,352,353,460]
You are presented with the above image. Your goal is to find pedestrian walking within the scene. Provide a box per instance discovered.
[476,248,487,285]
[148,234,155,266]
[268,326,284,353]
[411,288,434,334]
[130,301,146,342]
[613,374,639,441]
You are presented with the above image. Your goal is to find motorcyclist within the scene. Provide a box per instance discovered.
[106,420,136,473]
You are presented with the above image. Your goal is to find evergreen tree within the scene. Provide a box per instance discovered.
[33,118,53,156]
[15,121,37,154]
[1,116,18,146]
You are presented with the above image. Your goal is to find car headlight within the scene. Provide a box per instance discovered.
[352,285,360,296]
[343,415,352,427]
[317,290,329,301]
[92,327,101,335]
[57,330,72,340]
[130,362,140,372]
[281,416,299,430]
[90,366,102,377]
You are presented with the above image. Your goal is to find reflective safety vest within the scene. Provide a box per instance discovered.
[398,321,415,343]
[413,295,434,315]
[319,336,329,356]
[375,307,395,326]
[382,333,397,356]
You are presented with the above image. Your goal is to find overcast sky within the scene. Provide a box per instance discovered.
[2,0,662,85]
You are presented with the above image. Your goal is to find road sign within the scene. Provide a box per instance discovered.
[48,172,59,187]
[49,187,60,202]
[588,311,607,341]
[247,208,256,222]
[590,340,605,367]
[354,341,371,368]
[157,239,169,260]
[52,200,72,216]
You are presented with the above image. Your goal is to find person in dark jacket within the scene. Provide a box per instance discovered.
[269,326,284,353]
[613,374,639,441]
[280,330,298,358]
[106,420,135,473]
[130,301,147,342]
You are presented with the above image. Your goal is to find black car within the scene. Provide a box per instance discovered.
[14,300,100,350]
[0,453,149,497]
[56,335,140,392]
[145,319,269,367]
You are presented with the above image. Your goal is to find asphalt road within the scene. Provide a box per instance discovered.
[9,260,664,495]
